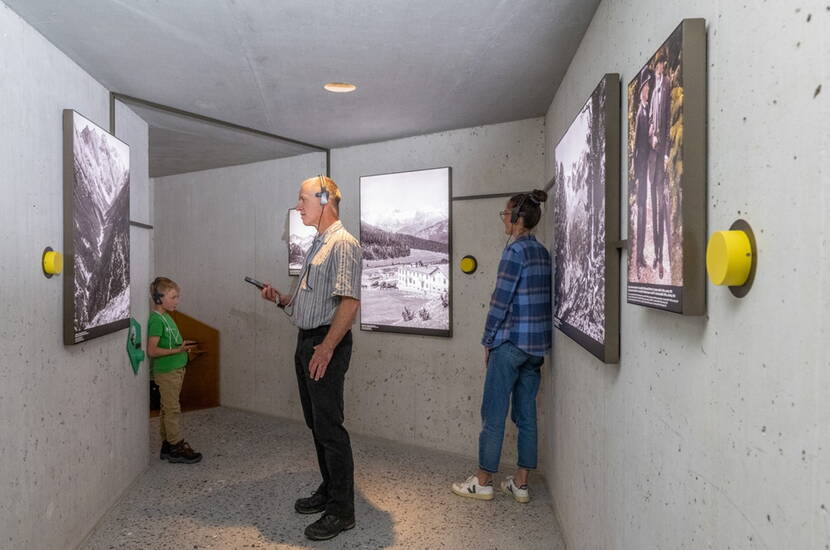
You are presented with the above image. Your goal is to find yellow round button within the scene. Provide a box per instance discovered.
[43,250,64,276]
[460,255,478,274]
[706,230,752,286]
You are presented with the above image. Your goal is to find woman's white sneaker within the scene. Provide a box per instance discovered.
[500,476,530,503]
[451,475,494,500]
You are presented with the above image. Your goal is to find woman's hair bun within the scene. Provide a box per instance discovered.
[529,189,548,204]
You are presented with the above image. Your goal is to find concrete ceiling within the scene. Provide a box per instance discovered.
[6,0,600,174]
[124,100,320,177]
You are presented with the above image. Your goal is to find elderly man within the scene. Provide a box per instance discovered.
[648,49,672,279]
[261,175,361,541]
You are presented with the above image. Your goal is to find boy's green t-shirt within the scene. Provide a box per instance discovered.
[147,311,188,374]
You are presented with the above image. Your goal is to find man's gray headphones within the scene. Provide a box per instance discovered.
[315,174,329,205]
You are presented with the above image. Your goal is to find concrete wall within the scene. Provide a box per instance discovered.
[0,4,151,549]
[153,117,545,461]
[153,152,326,417]
[540,1,829,548]
[118,101,154,334]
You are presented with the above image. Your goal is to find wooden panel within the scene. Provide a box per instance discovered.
[171,310,220,411]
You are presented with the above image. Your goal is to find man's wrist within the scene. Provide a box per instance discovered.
[317,340,335,353]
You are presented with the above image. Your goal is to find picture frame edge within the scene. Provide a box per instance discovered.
[604,73,622,364]
[680,17,708,316]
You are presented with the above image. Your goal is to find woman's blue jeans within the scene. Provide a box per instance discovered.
[478,341,544,473]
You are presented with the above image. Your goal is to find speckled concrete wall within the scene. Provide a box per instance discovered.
[0,4,151,549]
[540,1,829,548]
[154,118,546,463]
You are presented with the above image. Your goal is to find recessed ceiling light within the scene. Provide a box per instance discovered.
[323,82,357,93]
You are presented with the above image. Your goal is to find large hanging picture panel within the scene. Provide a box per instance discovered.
[552,74,621,363]
[63,110,131,344]
[359,167,452,337]
[626,18,707,314]
[288,208,316,276]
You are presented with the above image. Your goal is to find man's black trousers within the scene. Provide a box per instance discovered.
[294,326,354,520]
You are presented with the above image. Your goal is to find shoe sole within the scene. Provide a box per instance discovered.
[167,456,202,464]
[501,487,530,503]
[305,521,355,541]
[295,506,326,515]
[451,487,494,501]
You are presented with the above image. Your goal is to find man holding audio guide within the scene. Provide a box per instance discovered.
[258,175,361,541]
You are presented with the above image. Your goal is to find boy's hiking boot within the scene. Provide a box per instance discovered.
[167,440,202,464]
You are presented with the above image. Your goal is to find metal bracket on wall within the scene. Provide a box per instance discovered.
[452,191,528,202]
[610,239,628,250]
[130,220,153,230]
[107,92,332,176]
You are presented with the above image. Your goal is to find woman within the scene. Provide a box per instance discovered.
[452,190,552,503]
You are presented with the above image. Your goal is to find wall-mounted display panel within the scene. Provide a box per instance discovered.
[359,167,452,337]
[626,18,707,314]
[552,74,620,363]
[63,110,131,344]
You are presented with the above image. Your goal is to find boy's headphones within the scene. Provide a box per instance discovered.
[151,278,164,305]
[315,174,329,205]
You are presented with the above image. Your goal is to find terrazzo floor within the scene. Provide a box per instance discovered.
[81,407,565,550]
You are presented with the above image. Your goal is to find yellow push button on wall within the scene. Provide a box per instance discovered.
[460,255,478,274]
[706,230,751,286]
[706,217,760,294]
[42,247,63,278]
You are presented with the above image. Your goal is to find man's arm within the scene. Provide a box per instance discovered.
[308,237,363,381]
[308,297,359,381]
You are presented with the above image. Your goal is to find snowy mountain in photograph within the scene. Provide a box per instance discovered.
[368,209,445,236]
[288,208,317,273]
[289,233,315,269]
[359,167,451,336]
[72,114,130,334]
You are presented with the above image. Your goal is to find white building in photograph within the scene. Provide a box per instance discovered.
[397,264,449,294]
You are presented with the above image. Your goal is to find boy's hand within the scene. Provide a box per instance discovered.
[182,340,199,350]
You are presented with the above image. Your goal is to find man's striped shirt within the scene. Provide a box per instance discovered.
[290,220,362,330]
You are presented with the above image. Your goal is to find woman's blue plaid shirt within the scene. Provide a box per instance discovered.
[481,235,552,357]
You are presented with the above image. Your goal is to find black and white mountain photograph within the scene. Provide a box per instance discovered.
[552,77,608,358]
[288,208,316,275]
[64,110,130,344]
[359,167,451,337]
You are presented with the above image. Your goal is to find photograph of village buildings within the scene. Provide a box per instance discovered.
[359,167,451,336]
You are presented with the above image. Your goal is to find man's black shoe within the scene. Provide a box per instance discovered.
[295,491,328,515]
[304,514,355,541]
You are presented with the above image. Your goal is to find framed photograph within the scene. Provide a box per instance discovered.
[359,167,452,337]
[63,110,131,345]
[626,18,707,314]
[288,208,316,276]
[551,74,620,363]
